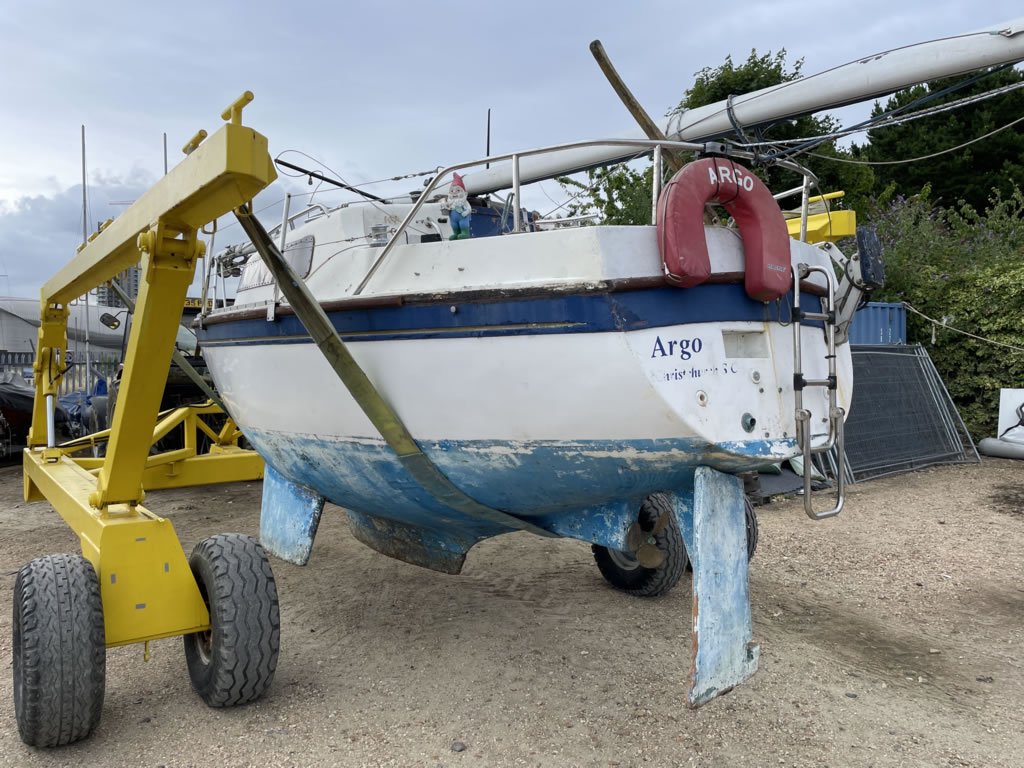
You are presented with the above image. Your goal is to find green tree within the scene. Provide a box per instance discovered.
[866,185,1024,438]
[676,51,874,208]
[557,164,654,225]
[863,66,1024,211]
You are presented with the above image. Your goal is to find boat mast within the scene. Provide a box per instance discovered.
[80,125,92,396]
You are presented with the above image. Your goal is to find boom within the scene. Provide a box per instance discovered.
[460,16,1024,196]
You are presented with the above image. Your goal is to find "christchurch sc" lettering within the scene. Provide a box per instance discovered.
[650,335,704,360]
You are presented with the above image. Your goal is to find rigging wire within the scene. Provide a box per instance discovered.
[903,302,1024,353]
[800,114,1024,166]
[541,187,589,219]
[275,158,387,203]
[308,178,324,205]
[275,150,440,190]
[537,181,565,210]
[347,167,443,189]
[722,80,1024,149]
[212,166,431,241]
[273,149,428,234]
[759,63,1016,163]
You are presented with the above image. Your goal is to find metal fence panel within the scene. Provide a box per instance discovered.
[824,344,978,483]
[0,351,121,394]
[0,351,34,368]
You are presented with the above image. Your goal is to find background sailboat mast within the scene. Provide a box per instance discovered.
[80,125,92,394]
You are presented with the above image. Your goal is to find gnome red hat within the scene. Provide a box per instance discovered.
[451,172,466,190]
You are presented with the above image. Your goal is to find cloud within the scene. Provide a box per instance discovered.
[0,170,157,298]
[9,0,1015,207]
[0,169,317,302]
[1,0,1019,302]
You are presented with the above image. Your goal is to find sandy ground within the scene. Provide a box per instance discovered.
[0,459,1021,768]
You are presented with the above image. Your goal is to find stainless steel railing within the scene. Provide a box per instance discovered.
[351,136,754,296]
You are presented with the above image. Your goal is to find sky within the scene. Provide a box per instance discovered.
[0,0,1020,300]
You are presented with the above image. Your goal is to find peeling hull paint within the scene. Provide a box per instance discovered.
[248,428,778,582]
[245,428,793,549]
[255,440,762,708]
[259,464,326,565]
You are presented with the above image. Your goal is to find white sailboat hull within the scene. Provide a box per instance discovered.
[201,223,848,542]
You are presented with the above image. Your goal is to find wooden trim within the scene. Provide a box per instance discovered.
[199,272,826,327]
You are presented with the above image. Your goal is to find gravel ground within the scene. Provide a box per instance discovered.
[0,459,1021,767]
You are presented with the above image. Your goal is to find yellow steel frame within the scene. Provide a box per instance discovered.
[59,401,264,491]
[22,92,276,649]
[785,191,857,244]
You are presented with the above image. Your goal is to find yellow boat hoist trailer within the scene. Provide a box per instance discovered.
[14,94,277,747]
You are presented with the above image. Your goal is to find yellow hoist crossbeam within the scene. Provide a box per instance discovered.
[23,92,275,648]
[784,191,857,244]
[60,401,265,490]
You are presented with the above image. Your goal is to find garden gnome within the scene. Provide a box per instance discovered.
[446,172,472,240]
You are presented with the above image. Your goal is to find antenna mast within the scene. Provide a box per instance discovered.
[80,125,92,396]
[485,108,491,170]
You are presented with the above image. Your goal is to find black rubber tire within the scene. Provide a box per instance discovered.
[13,554,106,747]
[592,493,688,597]
[184,534,280,707]
[744,496,759,562]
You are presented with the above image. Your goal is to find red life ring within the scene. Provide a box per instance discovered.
[656,157,792,302]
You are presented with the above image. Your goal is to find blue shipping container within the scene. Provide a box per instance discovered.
[848,302,907,345]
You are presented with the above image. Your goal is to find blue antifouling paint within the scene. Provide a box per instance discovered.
[667,467,759,708]
[248,428,793,569]
[248,429,790,525]
[260,463,326,566]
